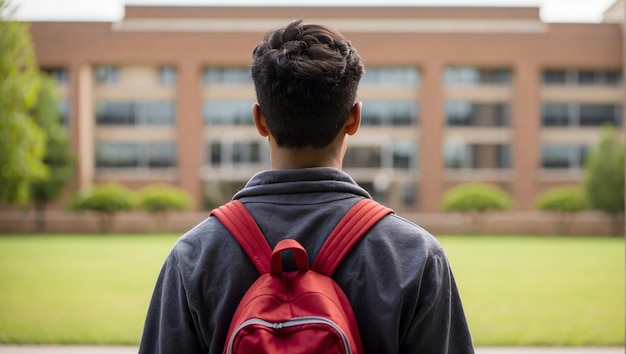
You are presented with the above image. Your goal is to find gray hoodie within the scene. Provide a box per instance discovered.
[139,167,474,353]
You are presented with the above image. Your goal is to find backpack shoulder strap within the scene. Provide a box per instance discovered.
[312,198,394,276]
[210,200,272,275]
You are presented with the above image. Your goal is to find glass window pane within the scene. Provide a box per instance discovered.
[392,141,414,169]
[96,101,134,125]
[142,101,175,126]
[147,143,176,168]
[204,100,254,125]
[444,67,511,85]
[94,66,120,84]
[541,103,569,126]
[361,100,417,126]
[159,66,177,85]
[96,143,138,168]
[202,67,251,85]
[580,104,621,127]
[361,67,419,86]
[344,146,381,168]
[542,70,566,84]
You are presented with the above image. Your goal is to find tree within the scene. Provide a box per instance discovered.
[69,183,135,233]
[0,0,47,204]
[535,186,587,234]
[136,184,191,232]
[29,73,74,232]
[441,183,511,233]
[584,125,625,235]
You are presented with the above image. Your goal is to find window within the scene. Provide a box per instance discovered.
[444,143,511,169]
[445,101,510,127]
[58,99,70,126]
[202,67,252,85]
[541,103,621,127]
[361,101,418,126]
[444,67,511,85]
[541,103,569,126]
[580,104,622,126]
[96,142,176,169]
[540,144,589,169]
[542,69,622,86]
[94,66,120,84]
[203,100,254,125]
[207,141,265,166]
[360,67,420,86]
[344,146,382,168]
[96,101,176,126]
[43,67,69,84]
[343,141,416,170]
[159,66,177,85]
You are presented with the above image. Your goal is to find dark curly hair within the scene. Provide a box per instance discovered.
[251,20,364,149]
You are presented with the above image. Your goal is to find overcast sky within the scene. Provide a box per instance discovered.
[6,0,619,23]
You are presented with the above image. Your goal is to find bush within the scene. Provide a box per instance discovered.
[441,183,511,233]
[442,183,510,213]
[137,184,191,231]
[535,186,587,234]
[69,183,135,233]
[137,184,190,214]
[535,186,587,213]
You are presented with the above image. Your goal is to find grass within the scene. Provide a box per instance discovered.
[0,234,623,346]
[439,236,624,347]
[0,234,176,345]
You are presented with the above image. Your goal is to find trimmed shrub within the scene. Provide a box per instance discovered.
[535,186,587,234]
[441,183,511,233]
[69,183,135,233]
[442,183,510,213]
[535,186,587,213]
[137,184,191,231]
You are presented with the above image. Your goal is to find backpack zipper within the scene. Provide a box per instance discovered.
[226,316,352,354]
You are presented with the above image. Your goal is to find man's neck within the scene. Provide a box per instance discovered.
[270,145,344,170]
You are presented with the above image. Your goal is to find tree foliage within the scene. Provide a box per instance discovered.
[583,125,624,234]
[0,0,47,204]
[69,183,135,233]
[584,125,625,214]
[30,73,74,231]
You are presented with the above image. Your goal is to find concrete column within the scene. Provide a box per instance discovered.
[176,60,203,209]
[512,61,540,210]
[418,61,444,212]
[70,62,94,192]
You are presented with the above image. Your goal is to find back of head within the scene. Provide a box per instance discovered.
[251,20,364,149]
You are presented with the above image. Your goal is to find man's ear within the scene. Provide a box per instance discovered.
[253,103,270,137]
[345,101,362,136]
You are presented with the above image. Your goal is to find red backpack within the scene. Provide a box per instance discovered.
[210,198,393,354]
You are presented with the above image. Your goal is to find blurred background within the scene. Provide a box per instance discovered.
[0,0,623,234]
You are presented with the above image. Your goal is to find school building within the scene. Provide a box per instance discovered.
[27,1,624,216]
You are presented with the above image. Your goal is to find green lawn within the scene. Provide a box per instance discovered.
[0,234,623,346]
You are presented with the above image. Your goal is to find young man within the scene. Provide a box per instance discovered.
[139,20,474,353]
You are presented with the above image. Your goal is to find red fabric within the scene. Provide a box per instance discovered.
[225,269,362,354]
[213,199,394,354]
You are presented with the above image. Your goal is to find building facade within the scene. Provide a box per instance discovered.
[29,4,624,212]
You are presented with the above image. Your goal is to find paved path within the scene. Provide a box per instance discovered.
[0,346,623,354]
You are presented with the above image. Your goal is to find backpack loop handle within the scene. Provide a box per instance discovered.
[270,239,310,274]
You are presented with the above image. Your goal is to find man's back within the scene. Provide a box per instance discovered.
[139,168,474,353]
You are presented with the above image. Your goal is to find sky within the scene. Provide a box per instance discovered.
[6,0,620,23]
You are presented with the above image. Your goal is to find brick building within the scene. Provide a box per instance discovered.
[29,2,624,214]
